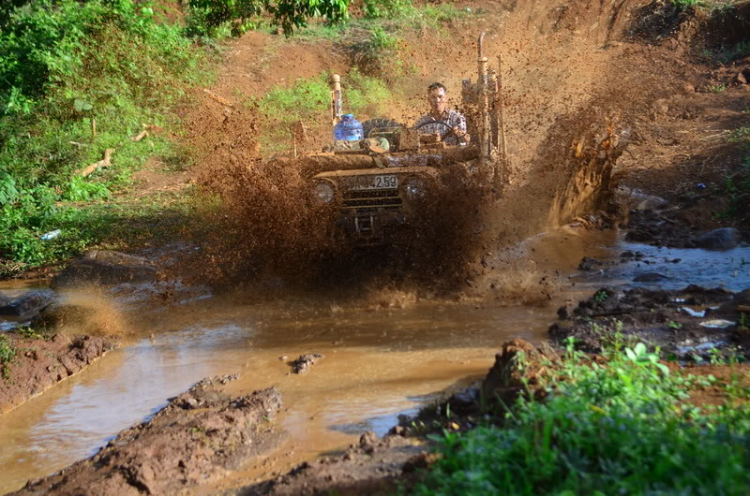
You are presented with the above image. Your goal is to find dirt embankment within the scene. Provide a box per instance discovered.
[551,286,750,360]
[0,250,163,415]
[13,379,283,496]
[0,332,115,415]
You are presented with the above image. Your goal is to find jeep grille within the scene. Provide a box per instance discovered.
[342,189,402,209]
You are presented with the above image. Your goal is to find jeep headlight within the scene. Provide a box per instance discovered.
[403,176,425,198]
[313,181,335,203]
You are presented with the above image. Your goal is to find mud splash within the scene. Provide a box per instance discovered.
[183,96,489,294]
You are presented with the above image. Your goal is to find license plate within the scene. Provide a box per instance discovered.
[353,175,398,190]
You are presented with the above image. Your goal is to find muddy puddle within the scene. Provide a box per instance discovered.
[1,227,748,494]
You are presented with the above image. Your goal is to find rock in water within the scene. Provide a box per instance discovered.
[0,290,55,318]
[634,272,670,283]
[577,257,601,271]
[291,353,324,374]
[693,228,738,250]
[52,250,158,288]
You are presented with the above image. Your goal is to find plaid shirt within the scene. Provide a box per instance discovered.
[414,109,468,146]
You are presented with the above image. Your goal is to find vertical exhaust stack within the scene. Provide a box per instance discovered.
[330,74,343,127]
[472,32,508,197]
[477,32,491,174]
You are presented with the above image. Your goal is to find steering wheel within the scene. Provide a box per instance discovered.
[415,120,458,143]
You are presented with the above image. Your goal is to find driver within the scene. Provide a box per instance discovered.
[414,82,469,146]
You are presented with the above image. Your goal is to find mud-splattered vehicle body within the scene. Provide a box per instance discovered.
[306,34,507,244]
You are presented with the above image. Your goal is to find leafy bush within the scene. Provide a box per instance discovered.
[414,346,750,495]
[363,0,415,19]
[671,0,704,11]
[187,0,351,36]
[0,0,207,272]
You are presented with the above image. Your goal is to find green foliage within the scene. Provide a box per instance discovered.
[351,26,411,79]
[62,176,111,202]
[728,127,750,144]
[593,289,610,302]
[187,0,350,36]
[415,346,750,495]
[704,40,750,64]
[346,68,392,114]
[671,0,705,11]
[0,0,209,272]
[18,327,45,340]
[719,156,750,220]
[0,335,15,381]
[363,0,416,19]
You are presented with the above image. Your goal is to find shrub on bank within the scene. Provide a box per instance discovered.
[414,344,750,495]
[0,0,208,273]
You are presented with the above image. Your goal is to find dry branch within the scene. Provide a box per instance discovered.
[202,88,234,108]
[78,149,115,177]
[131,129,149,142]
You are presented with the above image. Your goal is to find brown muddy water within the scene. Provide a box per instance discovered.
[1,228,749,494]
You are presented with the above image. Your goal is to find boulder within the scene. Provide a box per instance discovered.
[634,272,670,283]
[33,302,97,331]
[735,289,750,311]
[617,187,668,211]
[694,228,739,250]
[577,257,601,271]
[0,292,10,307]
[0,290,55,318]
[52,250,158,289]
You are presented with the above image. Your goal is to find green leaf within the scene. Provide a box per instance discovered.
[74,98,92,112]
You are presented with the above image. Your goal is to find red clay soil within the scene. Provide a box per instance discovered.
[235,433,425,496]
[12,381,283,496]
[0,332,116,414]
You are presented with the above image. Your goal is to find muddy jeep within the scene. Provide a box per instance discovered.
[306,34,507,244]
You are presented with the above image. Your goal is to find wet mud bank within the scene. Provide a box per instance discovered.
[235,432,424,496]
[12,379,282,495]
[0,332,116,415]
[551,285,750,360]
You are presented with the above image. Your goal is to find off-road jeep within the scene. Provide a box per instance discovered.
[305,33,507,244]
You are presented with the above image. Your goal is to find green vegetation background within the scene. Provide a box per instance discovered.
[0,0,211,274]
